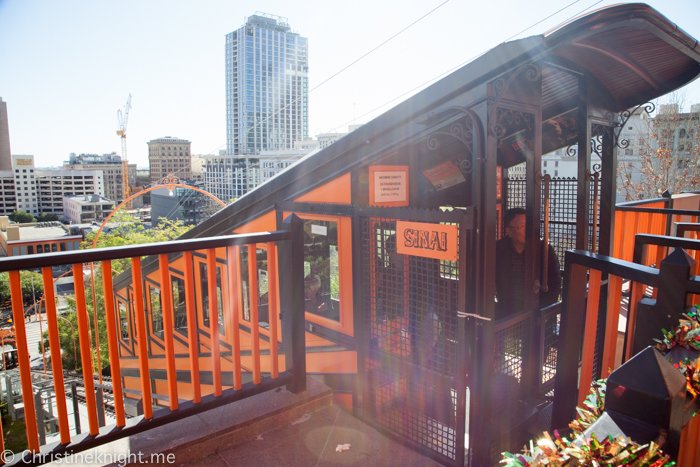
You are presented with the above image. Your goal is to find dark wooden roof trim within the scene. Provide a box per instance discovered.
[571,41,660,90]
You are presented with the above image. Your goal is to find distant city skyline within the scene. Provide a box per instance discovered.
[1,0,699,169]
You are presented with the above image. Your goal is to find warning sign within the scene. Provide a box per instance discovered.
[369,165,409,207]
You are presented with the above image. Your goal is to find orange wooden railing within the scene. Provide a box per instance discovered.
[614,196,700,264]
[613,199,669,263]
[553,236,700,463]
[0,220,305,462]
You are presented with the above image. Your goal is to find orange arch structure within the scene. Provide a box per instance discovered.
[92,177,226,249]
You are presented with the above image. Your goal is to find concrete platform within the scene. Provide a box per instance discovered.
[185,404,441,467]
[41,376,438,467]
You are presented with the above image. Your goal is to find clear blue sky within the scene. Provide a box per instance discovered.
[1,0,699,168]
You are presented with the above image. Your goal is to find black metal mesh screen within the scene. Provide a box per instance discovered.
[363,217,459,376]
[370,366,458,460]
[493,316,529,409]
[361,215,461,462]
[506,164,604,390]
[505,174,601,265]
[540,309,560,393]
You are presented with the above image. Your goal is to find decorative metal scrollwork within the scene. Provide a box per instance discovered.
[159,173,181,188]
[616,101,655,149]
[590,137,602,158]
[566,144,577,157]
[426,107,483,174]
[496,109,534,131]
[488,63,541,104]
[524,64,541,82]
[586,163,602,181]
[590,124,616,157]
[491,79,506,103]
[490,109,534,148]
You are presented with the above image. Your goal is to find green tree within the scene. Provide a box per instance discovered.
[0,270,44,310]
[9,210,35,223]
[618,93,700,201]
[42,208,192,372]
[36,213,59,222]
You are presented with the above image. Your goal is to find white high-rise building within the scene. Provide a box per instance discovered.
[225,13,308,156]
[219,13,308,199]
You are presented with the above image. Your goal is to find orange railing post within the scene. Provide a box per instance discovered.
[266,242,279,378]
[8,270,40,452]
[159,254,179,411]
[182,251,201,403]
[601,274,623,376]
[41,267,70,445]
[226,246,242,390]
[131,257,153,418]
[101,260,126,427]
[578,268,602,406]
[206,249,222,396]
[248,244,261,385]
[72,263,100,435]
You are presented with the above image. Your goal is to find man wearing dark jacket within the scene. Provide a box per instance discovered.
[495,208,561,320]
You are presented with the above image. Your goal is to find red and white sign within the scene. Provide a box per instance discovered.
[422,161,465,191]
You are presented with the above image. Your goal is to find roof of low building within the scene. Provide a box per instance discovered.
[1,224,77,242]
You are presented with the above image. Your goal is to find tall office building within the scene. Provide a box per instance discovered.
[218,13,308,198]
[0,98,13,171]
[225,13,308,156]
[215,14,308,199]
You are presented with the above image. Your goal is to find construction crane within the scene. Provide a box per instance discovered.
[117,94,132,207]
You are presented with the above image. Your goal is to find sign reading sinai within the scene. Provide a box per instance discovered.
[396,220,459,262]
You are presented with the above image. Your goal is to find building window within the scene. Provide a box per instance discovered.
[302,219,340,323]
[172,275,187,331]
[149,285,163,339]
[199,262,224,333]
[118,300,130,341]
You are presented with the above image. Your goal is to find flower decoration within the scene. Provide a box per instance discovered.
[501,431,672,467]
[501,380,672,466]
[654,305,700,351]
[675,356,700,398]
[569,379,606,436]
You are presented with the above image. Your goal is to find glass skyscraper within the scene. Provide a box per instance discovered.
[225,13,309,156]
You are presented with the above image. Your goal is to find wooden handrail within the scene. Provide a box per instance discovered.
[0,231,291,273]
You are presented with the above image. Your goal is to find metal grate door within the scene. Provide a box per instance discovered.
[358,208,470,466]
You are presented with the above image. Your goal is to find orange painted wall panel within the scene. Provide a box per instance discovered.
[233,211,277,234]
[295,172,351,204]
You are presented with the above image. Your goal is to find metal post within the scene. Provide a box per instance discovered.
[95,387,105,427]
[455,314,469,467]
[71,382,81,435]
[351,209,366,415]
[633,248,695,354]
[551,257,589,430]
[576,77,591,251]
[6,376,14,420]
[598,127,616,256]
[35,392,45,445]
[280,213,306,394]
